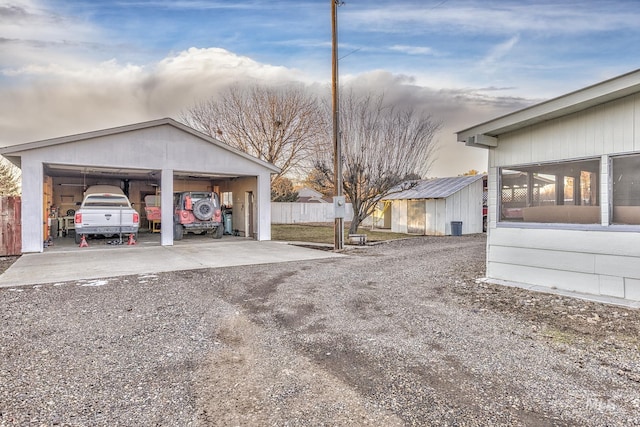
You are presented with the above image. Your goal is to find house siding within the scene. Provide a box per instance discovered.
[493,94,640,166]
[487,228,640,299]
[453,70,640,304]
[487,92,640,301]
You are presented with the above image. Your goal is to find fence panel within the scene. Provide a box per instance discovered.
[0,196,21,256]
[271,202,354,224]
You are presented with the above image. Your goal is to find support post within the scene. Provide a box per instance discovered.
[332,0,344,250]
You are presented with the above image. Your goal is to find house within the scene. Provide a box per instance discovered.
[0,118,280,253]
[457,69,640,303]
[296,187,331,203]
[380,175,485,235]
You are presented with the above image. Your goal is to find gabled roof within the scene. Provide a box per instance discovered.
[457,68,640,148]
[296,186,331,203]
[0,117,280,173]
[382,175,484,200]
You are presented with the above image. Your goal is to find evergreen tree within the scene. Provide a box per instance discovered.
[0,158,20,196]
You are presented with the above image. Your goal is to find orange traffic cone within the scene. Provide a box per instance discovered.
[127,233,136,245]
[79,235,89,248]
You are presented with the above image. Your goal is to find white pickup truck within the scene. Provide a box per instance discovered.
[73,185,140,244]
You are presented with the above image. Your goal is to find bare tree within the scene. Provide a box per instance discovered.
[315,91,441,234]
[302,168,334,198]
[180,84,326,181]
[0,157,20,196]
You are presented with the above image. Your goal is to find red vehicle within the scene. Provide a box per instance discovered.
[173,191,223,240]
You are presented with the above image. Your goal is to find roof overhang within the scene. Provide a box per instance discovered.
[0,117,281,174]
[456,68,640,148]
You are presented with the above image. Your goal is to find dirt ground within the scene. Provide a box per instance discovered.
[0,256,18,275]
[1,235,639,426]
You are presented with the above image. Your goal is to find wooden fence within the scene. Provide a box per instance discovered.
[0,196,21,256]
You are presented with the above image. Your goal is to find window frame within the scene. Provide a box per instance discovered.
[497,157,602,228]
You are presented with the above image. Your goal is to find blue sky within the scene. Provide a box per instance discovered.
[2,0,640,176]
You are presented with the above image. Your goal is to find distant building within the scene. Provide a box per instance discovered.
[296,187,331,203]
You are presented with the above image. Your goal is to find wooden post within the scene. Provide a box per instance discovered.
[332,0,344,250]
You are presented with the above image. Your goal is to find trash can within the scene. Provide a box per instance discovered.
[223,210,233,235]
[451,221,463,236]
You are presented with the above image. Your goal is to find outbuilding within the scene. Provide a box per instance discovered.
[379,175,486,236]
[457,69,640,303]
[0,118,280,253]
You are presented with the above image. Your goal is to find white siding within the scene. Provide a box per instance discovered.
[487,226,640,300]
[15,123,276,251]
[444,179,484,235]
[19,156,44,253]
[425,199,446,235]
[485,93,640,302]
[386,178,483,236]
[385,180,484,236]
[493,94,640,167]
[391,200,408,233]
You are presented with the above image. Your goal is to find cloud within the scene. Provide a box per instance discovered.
[322,69,533,176]
[0,1,105,69]
[480,35,520,69]
[0,47,309,144]
[0,46,534,176]
[2,0,560,177]
[389,45,435,55]
[344,2,640,36]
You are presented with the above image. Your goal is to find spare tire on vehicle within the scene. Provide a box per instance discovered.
[193,199,214,221]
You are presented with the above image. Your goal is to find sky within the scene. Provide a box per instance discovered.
[2,0,640,177]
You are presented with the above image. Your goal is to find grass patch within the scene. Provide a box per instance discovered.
[271,223,418,244]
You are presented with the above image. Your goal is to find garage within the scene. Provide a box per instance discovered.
[0,118,280,253]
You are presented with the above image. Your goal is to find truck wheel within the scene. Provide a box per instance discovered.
[213,225,223,239]
[75,233,83,244]
[193,199,214,221]
[174,224,184,240]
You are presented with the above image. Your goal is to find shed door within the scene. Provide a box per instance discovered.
[407,200,426,234]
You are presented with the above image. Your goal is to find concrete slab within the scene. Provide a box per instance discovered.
[0,240,343,288]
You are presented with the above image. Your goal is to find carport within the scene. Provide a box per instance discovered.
[0,118,280,253]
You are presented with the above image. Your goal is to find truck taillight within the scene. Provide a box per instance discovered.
[74,212,82,224]
[215,209,221,220]
[133,213,139,223]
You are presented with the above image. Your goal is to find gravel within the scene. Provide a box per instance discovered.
[1,234,639,426]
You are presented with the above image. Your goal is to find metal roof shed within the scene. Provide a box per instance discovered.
[381,175,485,235]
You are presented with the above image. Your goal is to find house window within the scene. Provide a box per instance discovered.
[612,153,640,225]
[500,158,600,224]
[221,191,233,208]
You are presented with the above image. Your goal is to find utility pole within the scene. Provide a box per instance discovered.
[331,0,344,250]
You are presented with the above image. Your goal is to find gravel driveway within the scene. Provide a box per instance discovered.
[1,235,639,426]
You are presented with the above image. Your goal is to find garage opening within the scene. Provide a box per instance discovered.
[43,163,258,249]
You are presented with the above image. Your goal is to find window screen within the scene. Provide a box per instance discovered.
[612,154,640,225]
[500,159,600,224]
